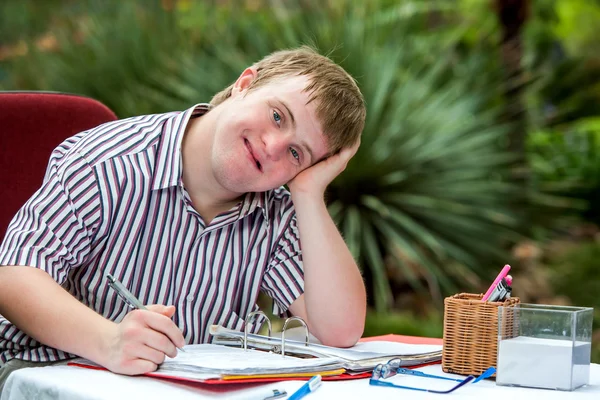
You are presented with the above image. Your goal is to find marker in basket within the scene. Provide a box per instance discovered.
[488,274,513,302]
[505,275,513,299]
[482,264,511,302]
[487,277,512,302]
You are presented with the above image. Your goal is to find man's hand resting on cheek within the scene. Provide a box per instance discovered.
[285,139,366,346]
[288,140,360,200]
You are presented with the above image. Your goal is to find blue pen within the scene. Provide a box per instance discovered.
[288,375,322,400]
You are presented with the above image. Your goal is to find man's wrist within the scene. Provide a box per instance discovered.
[87,318,118,367]
[290,189,326,208]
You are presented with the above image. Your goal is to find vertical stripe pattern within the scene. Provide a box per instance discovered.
[0,104,304,365]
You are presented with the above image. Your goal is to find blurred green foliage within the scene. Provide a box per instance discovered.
[547,242,600,363]
[549,243,600,311]
[528,121,600,224]
[0,0,69,44]
[364,312,443,338]
[553,0,600,56]
[524,0,600,229]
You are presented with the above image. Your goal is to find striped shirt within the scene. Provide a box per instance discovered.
[0,104,304,366]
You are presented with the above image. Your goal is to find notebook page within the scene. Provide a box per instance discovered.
[159,344,342,375]
[280,340,442,361]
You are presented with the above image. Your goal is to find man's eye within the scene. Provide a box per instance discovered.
[273,110,281,125]
[290,147,300,162]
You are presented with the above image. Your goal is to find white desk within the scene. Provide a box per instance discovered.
[2,363,600,400]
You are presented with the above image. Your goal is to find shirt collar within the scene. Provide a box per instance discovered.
[239,191,271,224]
[151,103,211,191]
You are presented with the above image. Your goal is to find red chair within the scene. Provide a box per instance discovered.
[0,92,118,243]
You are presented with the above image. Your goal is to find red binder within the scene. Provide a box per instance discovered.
[69,334,442,386]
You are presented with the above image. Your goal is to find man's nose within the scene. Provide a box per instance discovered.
[263,131,291,161]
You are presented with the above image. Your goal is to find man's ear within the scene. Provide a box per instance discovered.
[231,67,258,97]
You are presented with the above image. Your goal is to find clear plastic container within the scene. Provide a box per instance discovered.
[496,304,593,391]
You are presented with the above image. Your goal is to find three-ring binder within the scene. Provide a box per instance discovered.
[210,321,443,373]
[244,311,272,351]
[241,311,310,356]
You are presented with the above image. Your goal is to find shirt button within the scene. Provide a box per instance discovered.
[187,295,194,302]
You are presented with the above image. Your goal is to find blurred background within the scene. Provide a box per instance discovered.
[1,0,599,360]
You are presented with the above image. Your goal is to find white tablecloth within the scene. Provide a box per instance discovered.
[2,363,600,400]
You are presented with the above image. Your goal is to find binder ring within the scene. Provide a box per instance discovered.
[244,311,272,351]
[281,316,309,357]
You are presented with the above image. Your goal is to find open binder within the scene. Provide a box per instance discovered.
[209,311,442,373]
[70,344,346,383]
[69,311,442,385]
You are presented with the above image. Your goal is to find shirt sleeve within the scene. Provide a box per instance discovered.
[0,146,101,284]
[261,212,305,317]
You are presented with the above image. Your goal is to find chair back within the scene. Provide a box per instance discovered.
[0,92,117,243]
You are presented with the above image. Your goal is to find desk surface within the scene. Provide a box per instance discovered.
[2,363,600,400]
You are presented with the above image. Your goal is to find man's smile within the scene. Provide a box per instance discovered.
[244,138,263,172]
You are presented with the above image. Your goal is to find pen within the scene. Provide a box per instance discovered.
[481,264,511,302]
[233,388,286,400]
[502,275,513,301]
[106,273,186,352]
[288,375,322,400]
[107,273,146,309]
[261,388,287,400]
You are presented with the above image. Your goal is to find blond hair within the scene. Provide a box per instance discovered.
[210,46,365,155]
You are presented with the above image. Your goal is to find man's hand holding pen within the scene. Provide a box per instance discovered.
[104,274,186,375]
[100,304,186,375]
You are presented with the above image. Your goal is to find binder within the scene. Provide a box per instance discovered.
[69,311,442,385]
[70,361,371,386]
[70,343,345,378]
[209,311,443,373]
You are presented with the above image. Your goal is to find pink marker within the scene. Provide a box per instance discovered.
[482,264,511,301]
[505,275,513,286]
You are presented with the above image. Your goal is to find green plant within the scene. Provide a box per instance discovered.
[1,1,202,117]
[364,311,443,338]
[519,1,600,231]
[528,120,600,225]
[547,242,600,363]
[549,242,600,310]
[0,0,69,45]
[330,46,523,310]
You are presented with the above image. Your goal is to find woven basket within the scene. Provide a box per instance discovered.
[442,293,520,376]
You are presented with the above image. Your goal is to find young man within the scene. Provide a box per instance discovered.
[0,47,367,386]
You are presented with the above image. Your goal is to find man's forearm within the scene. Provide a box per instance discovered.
[291,193,366,347]
[0,266,115,364]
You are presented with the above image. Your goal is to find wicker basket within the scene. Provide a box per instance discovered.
[442,293,520,376]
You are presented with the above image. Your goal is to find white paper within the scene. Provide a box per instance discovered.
[334,341,442,359]
[159,344,342,375]
[302,341,442,361]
